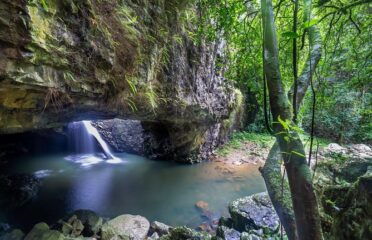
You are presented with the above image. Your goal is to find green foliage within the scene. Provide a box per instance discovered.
[198,0,371,145]
[302,85,371,143]
[40,0,48,11]
[302,19,319,29]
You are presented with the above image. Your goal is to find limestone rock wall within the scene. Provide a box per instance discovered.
[0,0,251,162]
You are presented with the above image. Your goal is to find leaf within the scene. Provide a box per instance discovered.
[40,0,49,11]
[291,150,305,157]
[126,79,137,94]
[281,31,300,39]
[278,116,290,130]
[127,99,137,112]
[302,19,319,29]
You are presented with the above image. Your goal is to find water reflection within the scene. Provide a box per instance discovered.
[1,153,266,230]
[70,167,113,211]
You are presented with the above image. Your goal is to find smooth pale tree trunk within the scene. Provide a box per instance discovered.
[260,0,323,239]
[260,0,322,239]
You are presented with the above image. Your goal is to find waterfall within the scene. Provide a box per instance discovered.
[68,120,115,160]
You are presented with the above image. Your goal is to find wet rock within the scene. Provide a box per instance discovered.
[228,193,279,234]
[149,232,160,239]
[216,226,241,240]
[197,222,213,233]
[218,217,234,228]
[60,215,84,237]
[195,200,215,221]
[195,201,209,212]
[93,119,145,154]
[25,223,65,240]
[240,232,262,240]
[0,174,40,208]
[0,229,24,240]
[159,226,211,240]
[317,143,372,183]
[61,209,103,237]
[150,221,171,236]
[322,170,372,240]
[101,214,150,240]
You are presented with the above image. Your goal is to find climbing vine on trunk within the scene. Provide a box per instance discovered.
[260,0,323,239]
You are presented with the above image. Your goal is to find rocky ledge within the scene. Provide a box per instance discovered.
[312,143,372,239]
[0,192,280,240]
[0,0,255,163]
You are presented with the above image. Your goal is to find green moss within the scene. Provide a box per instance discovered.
[159,226,211,240]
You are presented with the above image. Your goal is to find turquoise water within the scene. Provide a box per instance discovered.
[1,153,265,230]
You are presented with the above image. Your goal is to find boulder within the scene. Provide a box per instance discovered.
[325,143,347,155]
[101,214,150,240]
[60,215,84,237]
[61,209,103,237]
[150,221,171,236]
[158,226,211,240]
[0,174,40,208]
[0,229,24,240]
[228,193,279,234]
[25,223,65,240]
[324,170,372,239]
[218,217,234,229]
[240,232,262,240]
[216,226,241,240]
[195,201,209,212]
[317,143,372,183]
[148,232,160,240]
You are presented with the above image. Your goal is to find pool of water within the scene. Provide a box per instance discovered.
[0,153,265,231]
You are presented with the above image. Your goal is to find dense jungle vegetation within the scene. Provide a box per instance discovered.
[197,0,371,144]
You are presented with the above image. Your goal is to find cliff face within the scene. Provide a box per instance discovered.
[0,0,246,162]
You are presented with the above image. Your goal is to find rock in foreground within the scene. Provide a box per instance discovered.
[25,223,64,240]
[60,209,103,237]
[101,214,150,240]
[228,192,279,234]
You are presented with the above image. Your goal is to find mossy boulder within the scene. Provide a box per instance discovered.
[158,226,211,240]
[25,222,65,240]
[0,229,25,240]
[228,193,279,234]
[59,209,103,237]
[321,170,372,239]
[101,214,150,240]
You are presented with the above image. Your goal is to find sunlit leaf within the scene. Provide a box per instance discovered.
[281,31,300,39]
[291,151,305,157]
[302,19,319,29]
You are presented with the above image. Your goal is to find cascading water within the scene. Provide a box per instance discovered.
[67,120,121,165]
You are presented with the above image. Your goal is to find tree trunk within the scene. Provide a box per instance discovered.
[260,0,323,238]
[260,0,323,239]
[260,143,297,240]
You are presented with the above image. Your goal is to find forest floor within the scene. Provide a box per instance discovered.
[212,132,331,167]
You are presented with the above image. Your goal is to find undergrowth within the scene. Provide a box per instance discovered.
[216,132,274,157]
[216,131,331,157]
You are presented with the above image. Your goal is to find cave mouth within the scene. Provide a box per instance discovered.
[0,119,265,233]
